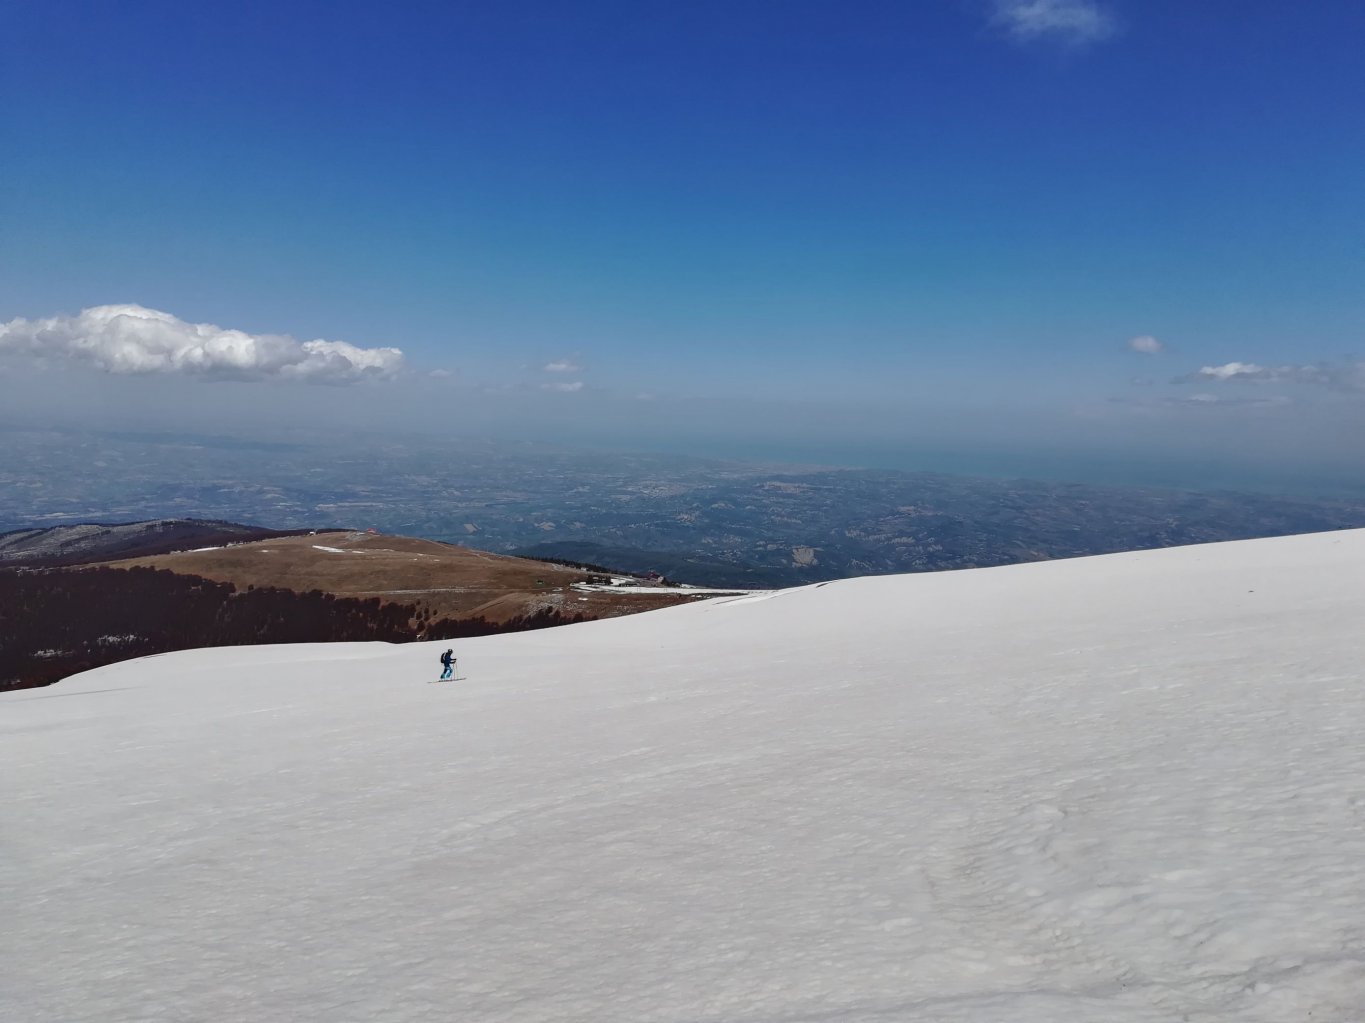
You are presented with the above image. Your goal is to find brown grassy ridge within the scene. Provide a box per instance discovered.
[102,529,701,624]
[0,566,599,691]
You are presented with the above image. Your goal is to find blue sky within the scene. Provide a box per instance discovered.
[2,1,1363,489]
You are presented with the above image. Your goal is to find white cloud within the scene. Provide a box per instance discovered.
[991,0,1119,46]
[541,380,585,393]
[1191,361,1270,382]
[1107,391,1292,411]
[0,304,404,383]
[1169,393,1292,408]
[1180,361,1365,392]
[427,368,455,379]
[1127,335,1165,355]
[543,359,582,374]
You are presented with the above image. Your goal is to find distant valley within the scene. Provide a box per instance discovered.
[6,429,1364,589]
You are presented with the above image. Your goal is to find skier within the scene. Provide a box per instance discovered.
[439,648,455,680]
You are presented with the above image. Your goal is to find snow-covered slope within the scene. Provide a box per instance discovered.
[4,530,1364,1022]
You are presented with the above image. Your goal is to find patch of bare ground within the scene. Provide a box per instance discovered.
[103,530,704,624]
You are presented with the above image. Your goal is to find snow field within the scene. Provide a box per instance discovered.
[3,530,1364,1021]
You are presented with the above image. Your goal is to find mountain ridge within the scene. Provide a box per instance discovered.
[0,518,306,566]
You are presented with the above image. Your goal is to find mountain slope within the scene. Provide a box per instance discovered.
[4,530,1364,1022]
[512,538,789,587]
[0,518,297,565]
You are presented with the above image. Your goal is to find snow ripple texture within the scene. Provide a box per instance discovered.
[4,530,1365,1022]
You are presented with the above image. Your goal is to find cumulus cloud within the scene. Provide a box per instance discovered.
[1178,360,1365,392]
[541,380,585,393]
[991,0,1119,46]
[543,359,582,373]
[0,304,404,383]
[1127,335,1165,355]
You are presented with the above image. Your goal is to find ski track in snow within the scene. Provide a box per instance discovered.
[4,531,1365,1022]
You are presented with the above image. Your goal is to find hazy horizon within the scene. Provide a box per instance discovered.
[4,2,1363,503]
[5,405,1364,506]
